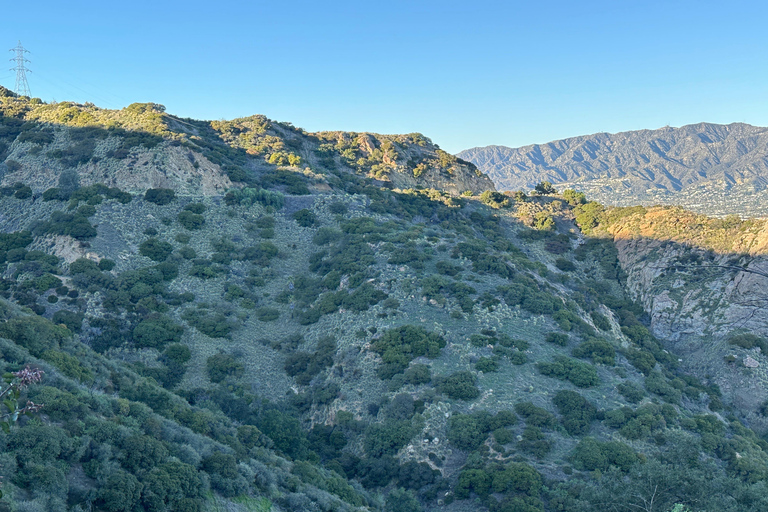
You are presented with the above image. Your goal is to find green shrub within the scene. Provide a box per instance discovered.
[0,314,70,356]
[480,190,510,209]
[370,325,446,379]
[139,237,173,262]
[255,307,280,322]
[132,314,184,349]
[553,390,597,435]
[572,338,616,365]
[145,188,175,205]
[182,309,233,338]
[284,336,336,386]
[52,309,84,333]
[617,382,645,403]
[590,311,612,331]
[293,208,317,227]
[728,333,768,354]
[546,332,569,346]
[537,356,599,388]
[183,202,206,214]
[14,185,32,199]
[206,353,245,383]
[385,488,423,512]
[99,258,116,271]
[178,210,205,230]
[514,402,556,428]
[517,426,552,457]
[571,437,637,472]
[475,356,500,373]
[555,258,576,272]
[403,364,431,385]
[35,210,97,239]
[645,372,682,403]
[364,418,420,457]
[42,348,93,382]
[447,414,486,451]
[625,348,657,375]
[436,371,480,400]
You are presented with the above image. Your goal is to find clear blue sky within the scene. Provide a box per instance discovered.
[6,0,768,153]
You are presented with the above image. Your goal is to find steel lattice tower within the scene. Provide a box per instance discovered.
[9,41,31,97]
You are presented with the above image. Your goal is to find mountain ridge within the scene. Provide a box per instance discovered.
[458,122,768,217]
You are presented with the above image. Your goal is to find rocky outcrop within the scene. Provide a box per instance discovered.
[2,140,233,196]
[606,217,768,428]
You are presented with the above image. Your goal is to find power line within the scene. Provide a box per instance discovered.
[9,41,31,97]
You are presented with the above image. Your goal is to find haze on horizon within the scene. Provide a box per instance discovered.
[6,0,768,153]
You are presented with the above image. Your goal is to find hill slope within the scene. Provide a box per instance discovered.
[0,86,493,197]
[458,122,768,218]
[2,92,768,511]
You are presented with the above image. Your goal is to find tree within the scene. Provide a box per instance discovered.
[0,366,44,433]
[386,488,423,512]
[534,181,557,195]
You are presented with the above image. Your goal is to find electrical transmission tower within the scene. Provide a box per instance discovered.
[9,41,31,97]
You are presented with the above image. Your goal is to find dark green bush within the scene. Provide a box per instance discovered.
[178,210,205,230]
[293,208,317,227]
[35,210,97,239]
[514,402,556,429]
[183,202,206,214]
[284,336,336,386]
[0,314,69,356]
[52,309,84,333]
[625,348,657,375]
[255,307,280,322]
[537,356,599,388]
[403,364,432,385]
[590,311,612,331]
[139,237,173,262]
[99,258,116,271]
[475,357,500,373]
[517,426,552,458]
[144,188,176,205]
[370,325,446,379]
[206,353,245,383]
[182,309,234,338]
[132,314,184,349]
[728,333,768,354]
[617,382,645,403]
[14,185,32,199]
[571,437,638,472]
[572,338,616,365]
[546,332,569,346]
[436,371,480,400]
[553,390,597,436]
[447,414,486,451]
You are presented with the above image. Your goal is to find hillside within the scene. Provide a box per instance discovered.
[458,122,768,218]
[2,91,768,512]
[0,86,493,198]
[575,202,768,429]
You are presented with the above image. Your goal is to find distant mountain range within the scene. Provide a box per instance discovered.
[458,122,768,218]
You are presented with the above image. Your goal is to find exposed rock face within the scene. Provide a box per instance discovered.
[608,225,768,428]
[459,122,768,217]
[2,141,233,196]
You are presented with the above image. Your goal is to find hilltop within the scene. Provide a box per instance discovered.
[1,90,768,512]
[0,86,493,197]
[458,122,768,218]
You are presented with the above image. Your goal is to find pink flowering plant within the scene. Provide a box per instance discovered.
[0,365,44,434]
